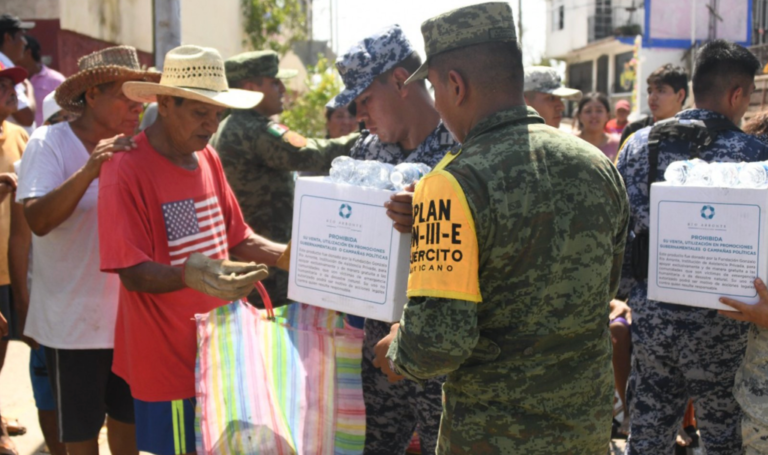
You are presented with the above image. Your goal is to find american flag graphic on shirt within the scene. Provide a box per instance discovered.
[162,195,228,266]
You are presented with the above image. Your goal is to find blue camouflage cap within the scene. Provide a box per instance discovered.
[328,25,415,109]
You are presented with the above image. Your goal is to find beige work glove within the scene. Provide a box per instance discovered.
[182,252,269,301]
[276,241,291,271]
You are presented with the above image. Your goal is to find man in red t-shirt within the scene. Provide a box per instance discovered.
[98,45,285,455]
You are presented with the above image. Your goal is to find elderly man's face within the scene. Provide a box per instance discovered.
[0,77,18,118]
[158,96,225,154]
[87,77,143,135]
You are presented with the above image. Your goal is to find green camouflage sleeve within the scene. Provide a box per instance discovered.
[212,115,360,173]
[253,125,359,172]
[611,168,631,299]
[388,297,479,381]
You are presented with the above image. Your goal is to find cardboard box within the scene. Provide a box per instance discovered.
[287,177,411,322]
[648,182,768,310]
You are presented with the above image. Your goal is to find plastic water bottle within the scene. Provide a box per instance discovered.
[685,160,714,186]
[664,159,707,186]
[390,163,432,190]
[354,161,395,189]
[739,162,768,188]
[710,162,742,188]
[330,156,357,183]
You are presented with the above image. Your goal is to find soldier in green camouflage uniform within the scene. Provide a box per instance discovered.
[720,278,768,455]
[380,3,630,453]
[211,50,358,306]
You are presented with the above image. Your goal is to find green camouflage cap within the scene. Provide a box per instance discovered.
[224,50,298,86]
[405,2,516,85]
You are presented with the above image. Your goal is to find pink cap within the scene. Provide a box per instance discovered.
[615,100,631,112]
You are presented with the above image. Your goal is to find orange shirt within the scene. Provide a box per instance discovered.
[0,120,28,285]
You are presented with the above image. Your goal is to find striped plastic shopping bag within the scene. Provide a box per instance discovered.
[195,283,337,454]
[272,303,366,455]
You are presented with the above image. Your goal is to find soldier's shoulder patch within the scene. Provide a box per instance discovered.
[407,170,481,303]
[267,123,290,138]
[284,130,307,148]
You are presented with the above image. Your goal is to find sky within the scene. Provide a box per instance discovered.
[311,0,549,66]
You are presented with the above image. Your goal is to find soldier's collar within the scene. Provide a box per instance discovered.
[463,105,544,144]
[233,108,270,120]
[676,108,732,123]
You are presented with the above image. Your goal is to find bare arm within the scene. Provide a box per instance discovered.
[11,81,36,127]
[117,254,268,300]
[117,262,185,294]
[24,135,135,236]
[24,166,95,236]
[11,108,34,127]
[0,173,17,204]
[229,233,285,267]
[8,198,36,348]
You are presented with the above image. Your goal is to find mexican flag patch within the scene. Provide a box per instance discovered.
[267,123,290,138]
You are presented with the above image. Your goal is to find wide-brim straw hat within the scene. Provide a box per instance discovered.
[55,46,161,114]
[122,46,263,110]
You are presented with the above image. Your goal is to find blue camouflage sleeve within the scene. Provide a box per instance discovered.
[615,135,638,300]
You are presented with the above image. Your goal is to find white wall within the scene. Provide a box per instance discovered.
[55,0,246,58]
[59,0,153,52]
[180,0,247,59]
[546,0,589,59]
[3,0,61,19]
[546,0,645,59]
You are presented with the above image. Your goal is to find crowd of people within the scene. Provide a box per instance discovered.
[1,2,768,455]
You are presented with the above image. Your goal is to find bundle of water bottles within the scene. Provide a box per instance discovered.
[329,156,432,191]
[664,158,768,188]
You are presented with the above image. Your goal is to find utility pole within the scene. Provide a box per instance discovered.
[518,0,523,44]
[153,0,181,70]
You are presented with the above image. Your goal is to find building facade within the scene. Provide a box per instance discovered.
[3,0,318,90]
[546,0,751,118]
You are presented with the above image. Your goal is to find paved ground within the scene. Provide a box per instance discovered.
[1,340,629,455]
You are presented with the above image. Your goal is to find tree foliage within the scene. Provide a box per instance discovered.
[280,56,343,137]
[241,0,308,55]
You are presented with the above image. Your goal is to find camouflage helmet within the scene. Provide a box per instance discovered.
[405,2,517,85]
[224,50,298,86]
[328,24,416,109]
[524,66,582,100]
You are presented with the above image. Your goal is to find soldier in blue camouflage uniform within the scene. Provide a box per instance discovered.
[211,51,358,307]
[378,3,629,453]
[327,25,454,454]
[616,40,768,455]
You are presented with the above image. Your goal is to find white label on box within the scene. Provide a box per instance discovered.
[294,194,397,305]
[654,200,760,301]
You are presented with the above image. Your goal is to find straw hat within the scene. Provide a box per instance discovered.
[55,46,160,114]
[122,46,263,109]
